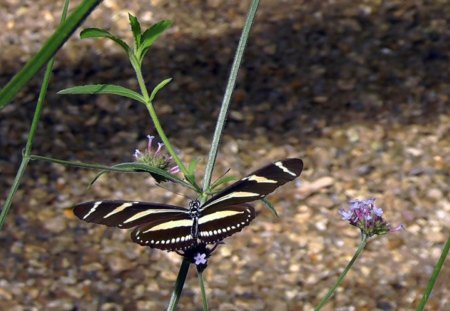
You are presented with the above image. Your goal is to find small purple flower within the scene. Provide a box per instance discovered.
[339,198,404,237]
[134,135,180,176]
[194,253,207,265]
[177,243,221,272]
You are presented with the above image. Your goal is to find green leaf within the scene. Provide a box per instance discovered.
[58,84,146,104]
[128,13,142,47]
[80,28,130,54]
[187,159,198,175]
[137,20,172,62]
[261,198,279,217]
[210,175,237,191]
[149,78,172,102]
[90,162,194,189]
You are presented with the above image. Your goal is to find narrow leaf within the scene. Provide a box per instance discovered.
[138,20,172,61]
[210,175,237,191]
[90,162,193,189]
[58,84,146,104]
[149,78,172,102]
[187,159,198,175]
[80,28,130,54]
[128,13,142,47]
[261,198,279,217]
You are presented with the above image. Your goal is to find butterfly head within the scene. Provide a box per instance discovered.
[188,200,201,218]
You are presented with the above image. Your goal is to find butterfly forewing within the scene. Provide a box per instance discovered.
[201,158,303,210]
[73,200,188,229]
[131,214,195,251]
[198,204,256,244]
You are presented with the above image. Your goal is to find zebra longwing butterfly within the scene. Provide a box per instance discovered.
[73,158,303,251]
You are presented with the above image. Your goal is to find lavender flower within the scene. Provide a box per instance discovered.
[177,243,220,272]
[134,135,180,175]
[339,198,404,238]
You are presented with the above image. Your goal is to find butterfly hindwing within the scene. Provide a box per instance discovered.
[201,158,303,210]
[73,200,188,229]
[132,214,195,251]
[198,204,256,244]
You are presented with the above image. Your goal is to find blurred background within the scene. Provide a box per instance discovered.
[0,0,449,310]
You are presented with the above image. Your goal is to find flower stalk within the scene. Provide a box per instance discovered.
[315,233,368,310]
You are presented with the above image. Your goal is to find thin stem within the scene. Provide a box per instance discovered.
[202,0,260,193]
[167,258,191,311]
[0,0,70,231]
[416,233,450,310]
[132,60,189,179]
[315,234,368,310]
[198,271,209,311]
[0,158,30,230]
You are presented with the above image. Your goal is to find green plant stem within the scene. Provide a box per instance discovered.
[202,0,260,193]
[167,258,191,311]
[198,271,209,311]
[0,0,101,109]
[315,234,368,311]
[0,0,70,231]
[132,59,189,179]
[416,233,450,310]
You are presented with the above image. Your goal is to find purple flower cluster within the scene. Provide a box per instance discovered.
[134,135,180,174]
[339,198,403,237]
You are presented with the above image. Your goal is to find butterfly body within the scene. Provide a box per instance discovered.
[73,158,303,251]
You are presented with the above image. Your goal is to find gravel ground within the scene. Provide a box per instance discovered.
[0,0,449,310]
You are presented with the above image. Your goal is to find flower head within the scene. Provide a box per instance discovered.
[339,198,404,238]
[134,135,180,181]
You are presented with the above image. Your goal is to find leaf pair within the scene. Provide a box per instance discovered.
[58,14,173,104]
[80,14,172,64]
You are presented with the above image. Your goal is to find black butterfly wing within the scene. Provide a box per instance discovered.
[201,158,303,210]
[73,200,188,229]
[197,204,256,244]
[131,215,195,251]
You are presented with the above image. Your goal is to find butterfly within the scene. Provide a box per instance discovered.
[73,158,303,251]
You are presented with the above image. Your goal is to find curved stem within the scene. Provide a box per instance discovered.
[315,234,368,310]
[0,0,101,109]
